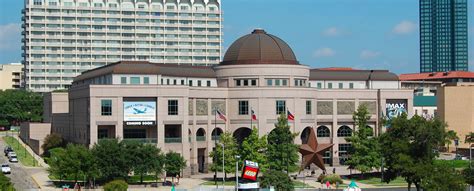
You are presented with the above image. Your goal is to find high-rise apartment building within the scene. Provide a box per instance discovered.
[0,63,23,90]
[22,0,222,92]
[419,0,468,73]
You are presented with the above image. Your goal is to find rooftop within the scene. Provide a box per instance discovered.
[399,71,474,81]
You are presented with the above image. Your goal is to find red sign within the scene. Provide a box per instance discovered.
[242,166,258,181]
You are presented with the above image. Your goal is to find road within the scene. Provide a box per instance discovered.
[0,136,40,190]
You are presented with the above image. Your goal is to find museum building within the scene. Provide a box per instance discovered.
[27,29,413,175]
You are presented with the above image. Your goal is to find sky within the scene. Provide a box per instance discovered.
[1,0,473,74]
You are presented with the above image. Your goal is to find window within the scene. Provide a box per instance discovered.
[243,80,249,86]
[317,82,322,89]
[120,77,127,84]
[181,80,185,85]
[275,79,280,86]
[338,143,352,165]
[349,83,354,89]
[338,83,343,89]
[251,79,257,86]
[328,83,333,89]
[207,80,211,87]
[143,77,149,84]
[189,80,193,86]
[337,126,352,137]
[238,101,249,115]
[267,79,273,86]
[173,79,177,85]
[101,100,112,116]
[168,100,178,115]
[236,80,241,86]
[130,77,140,84]
[282,79,288,86]
[276,100,286,115]
[317,126,330,137]
[198,80,202,87]
[306,100,312,115]
[33,0,42,5]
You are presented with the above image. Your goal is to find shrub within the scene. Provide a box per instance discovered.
[103,180,128,191]
[0,173,15,191]
[322,174,343,185]
[317,174,326,183]
[260,170,294,191]
[42,133,64,157]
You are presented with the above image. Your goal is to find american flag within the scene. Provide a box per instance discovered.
[216,110,227,122]
[287,110,295,121]
[251,109,257,120]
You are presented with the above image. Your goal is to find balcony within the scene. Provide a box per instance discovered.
[196,136,206,142]
[211,135,221,141]
[121,138,158,144]
[165,137,182,143]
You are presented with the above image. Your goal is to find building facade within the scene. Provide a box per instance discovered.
[419,0,468,73]
[0,63,23,90]
[438,82,474,150]
[42,29,413,175]
[22,0,222,92]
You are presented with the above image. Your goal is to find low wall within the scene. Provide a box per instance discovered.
[20,122,51,155]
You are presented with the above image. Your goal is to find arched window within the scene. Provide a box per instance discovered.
[317,126,330,137]
[300,127,312,144]
[196,128,206,141]
[337,126,352,137]
[211,128,223,140]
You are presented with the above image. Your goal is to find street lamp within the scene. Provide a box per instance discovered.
[235,155,240,191]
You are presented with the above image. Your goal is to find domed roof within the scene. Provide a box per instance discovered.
[221,29,299,65]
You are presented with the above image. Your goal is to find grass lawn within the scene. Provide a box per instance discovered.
[434,159,469,169]
[293,180,314,188]
[353,177,407,187]
[128,175,160,183]
[3,136,39,167]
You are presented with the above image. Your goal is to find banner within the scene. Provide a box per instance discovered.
[123,101,156,125]
[385,99,407,120]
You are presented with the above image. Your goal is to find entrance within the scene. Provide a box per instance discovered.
[198,148,206,173]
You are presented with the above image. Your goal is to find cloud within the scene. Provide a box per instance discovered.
[360,50,381,59]
[0,23,21,51]
[322,27,342,37]
[313,48,335,57]
[392,21,416,34]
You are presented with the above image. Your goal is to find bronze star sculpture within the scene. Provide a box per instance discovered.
[299,127,333,172]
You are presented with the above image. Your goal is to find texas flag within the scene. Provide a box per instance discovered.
[251,109,257,120]
[287,110,295,121]
[216,110,227,122]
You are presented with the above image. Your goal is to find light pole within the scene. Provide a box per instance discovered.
[235,155,240,191]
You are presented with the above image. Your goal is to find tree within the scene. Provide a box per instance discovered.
[209,132,238,179]
[0,90,42,126]
[345,105,381,176]
[128,142,165,184]
[422,163,465,191]
[91,139,130,181]
[47,144,98,184]
[41,133,65,157]
[266,114,299,173]
[103,180,128,191]
[164,151,186,184]
[379,113,446,191]
[239,128,268,171]
[462,167,474,186]
[260,170,294,191]
[0,173,15,191]
[444,130,459,152]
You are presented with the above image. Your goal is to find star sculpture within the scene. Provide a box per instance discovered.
[299,127,333,172]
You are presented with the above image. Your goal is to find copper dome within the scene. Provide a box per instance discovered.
[221,29,299,65]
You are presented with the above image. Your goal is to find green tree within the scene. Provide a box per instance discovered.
[129,142,165,184]
[345,105,381,176]
[239,128,268,171]
[422,163,465,191]
[462,167,474,185]
[47,144,98,183]
[103,180,128,191]
[165,151,186,184]
[0,90,42,126]
[41,133,64,157]
[91,139,130,181]
[260,170,294,191]
[444,130,459,151]
[379,113,446,191]
[0,171,16,191]
[266,114,299,173]
[209,132,238,179]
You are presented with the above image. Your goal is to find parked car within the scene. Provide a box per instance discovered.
[9,156,18,163]
[1,164,11,174]
[3,147,13,156]
[7,152,16,159]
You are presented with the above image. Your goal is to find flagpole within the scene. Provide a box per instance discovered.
[250,107,253,130]
[214,108,218,189]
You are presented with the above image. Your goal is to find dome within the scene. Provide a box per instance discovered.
[221,29,299,65]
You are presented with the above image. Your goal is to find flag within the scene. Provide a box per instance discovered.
[251,109,257,120]
[216,110,227,122]
[287,110,295,121]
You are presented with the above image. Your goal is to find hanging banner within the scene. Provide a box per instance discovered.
[385,99,407,120]
[123,101,156,125]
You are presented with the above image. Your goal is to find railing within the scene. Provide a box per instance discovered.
[120,138,158,144]
[211,136,220,141]
[164,137,182,143]
[196,136,206,142]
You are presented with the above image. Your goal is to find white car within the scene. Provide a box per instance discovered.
[7,152,16,159]
[1,164,11,174]
[9,156,18,163]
